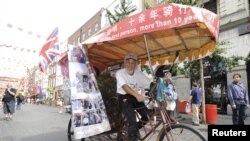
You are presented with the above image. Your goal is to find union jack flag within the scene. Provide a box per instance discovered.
[39,27,60,72]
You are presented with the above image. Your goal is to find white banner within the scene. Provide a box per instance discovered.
[60,46,111,139]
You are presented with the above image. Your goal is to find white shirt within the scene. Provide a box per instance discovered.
[116,68,151,95]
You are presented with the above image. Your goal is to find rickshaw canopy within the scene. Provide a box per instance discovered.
[81,3,219,71]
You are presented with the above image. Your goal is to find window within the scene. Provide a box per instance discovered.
[105,13,109,25]
[82,33,85,40]
[77,36,80,43]
[88,28,92,36]
[220,0,245,16]
[95,23,99,32]
[204,0,217,14]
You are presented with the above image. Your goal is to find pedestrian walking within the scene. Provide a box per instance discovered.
[2,84,17,121]
[57,95,64,113]
[227,73,249,125]
[16,92,24,110]
[189,82,202,126]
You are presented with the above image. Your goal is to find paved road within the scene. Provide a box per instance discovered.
[0,104,249,141]
[0,104,70,141]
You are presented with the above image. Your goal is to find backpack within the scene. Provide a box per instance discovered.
[156,78,177,102]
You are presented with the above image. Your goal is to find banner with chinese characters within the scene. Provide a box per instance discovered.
[82,3,219,71]
[59,46,111,139]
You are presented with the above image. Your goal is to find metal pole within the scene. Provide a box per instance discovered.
[200,59,206,124]
[143,34,154,77]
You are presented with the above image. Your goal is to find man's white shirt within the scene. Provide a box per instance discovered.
[116,68,151,95]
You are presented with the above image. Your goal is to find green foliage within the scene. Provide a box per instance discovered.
[141,65,152,74]
[96,71,117,99]
[244,56,250,61]
[106,0,137,25]
[144,2,151,9]
[182,42,246,82]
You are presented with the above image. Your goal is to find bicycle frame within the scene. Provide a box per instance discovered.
[135,80,206,141]
[134,81,176,141]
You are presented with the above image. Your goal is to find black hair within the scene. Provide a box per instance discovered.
[233,73,241,78]
[192,82,198,87]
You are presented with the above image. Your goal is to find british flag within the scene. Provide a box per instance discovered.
[39,27,60,72]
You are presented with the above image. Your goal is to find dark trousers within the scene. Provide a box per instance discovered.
[232,102,247,125]
[118,94,149,141]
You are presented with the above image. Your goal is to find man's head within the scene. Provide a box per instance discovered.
[192,82,198,87]
[233,73,241,83]
[124,53,138,75]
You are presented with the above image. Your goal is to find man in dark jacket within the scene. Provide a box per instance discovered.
[2,84,16,121]
[227,73,249,125]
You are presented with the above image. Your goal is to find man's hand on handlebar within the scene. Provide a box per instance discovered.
[136,94,148,102]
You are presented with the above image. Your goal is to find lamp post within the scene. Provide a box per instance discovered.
[200,59,206,124]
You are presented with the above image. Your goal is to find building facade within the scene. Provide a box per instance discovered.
[68,10,103,45]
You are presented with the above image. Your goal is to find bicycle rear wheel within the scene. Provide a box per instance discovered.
[158,123,206,141]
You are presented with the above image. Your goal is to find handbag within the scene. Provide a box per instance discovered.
[166,100,176,111]
[185,102,191,113]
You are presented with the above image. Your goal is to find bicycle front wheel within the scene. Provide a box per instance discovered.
[158,123,206,141]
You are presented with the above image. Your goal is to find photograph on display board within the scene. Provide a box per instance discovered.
[61,46,110,139]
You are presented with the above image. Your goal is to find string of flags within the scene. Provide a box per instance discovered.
[0,44,38,53]
[0,19,44,39]
[0,19,66,53]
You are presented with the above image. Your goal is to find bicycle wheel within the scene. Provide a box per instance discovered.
[158,123,206,141]
[68,118,85,141]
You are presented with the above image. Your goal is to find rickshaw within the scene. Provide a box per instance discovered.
[68,3,219,141]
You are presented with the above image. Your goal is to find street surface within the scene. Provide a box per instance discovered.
[0,104,70,141]
[0,104,249,141]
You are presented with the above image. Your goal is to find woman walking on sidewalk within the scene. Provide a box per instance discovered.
[57,95,64,113]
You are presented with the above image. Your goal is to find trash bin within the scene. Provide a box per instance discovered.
[178,100,188,113]
[205,104,217,124]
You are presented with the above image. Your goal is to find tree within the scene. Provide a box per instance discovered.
[183,42,245,82]
[105,0,137,25]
